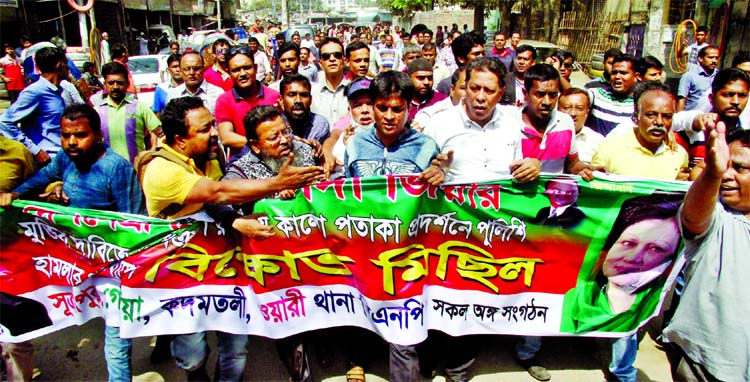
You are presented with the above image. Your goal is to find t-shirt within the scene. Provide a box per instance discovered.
[518,110,578,174]
[215,85,280,138]
[591,127,688,180]
[663,203,750,381]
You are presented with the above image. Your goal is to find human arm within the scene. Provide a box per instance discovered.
[0,87,49,160]
[113,162,147,215]
[566,156,595,181]
[677,97,686,112]
[217,121,248,150]
[509,158,541,183]
[322,128,345,177]
[681,120,727,236]
[12,153,64,199]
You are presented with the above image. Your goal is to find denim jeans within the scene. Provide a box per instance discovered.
[171,331,248,382]
[515,335,542,360]
[104,326,132,382]
[609,334,637,382]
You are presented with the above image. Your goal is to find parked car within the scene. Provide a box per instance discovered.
[285,24,317,40]
[127,54,168,107]
[149,24,176,43]
[518,39,591,88]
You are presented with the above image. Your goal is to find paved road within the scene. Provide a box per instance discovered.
[29,318,672,382]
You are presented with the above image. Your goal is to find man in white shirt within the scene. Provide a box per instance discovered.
[249,37,272,84]
[557,87,604,163]
[165,51,224,114]
[311,37,350,126]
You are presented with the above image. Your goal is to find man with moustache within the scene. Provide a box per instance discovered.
[406,59,448,120]
[204,38,233,91]
[298,47,318,83]
[141,97,324,381]
[501,44,536,106]
[269,42,301,91]
[249,37,273,84]
[345,41,372,79]
[215,46,279,157]
[94,61,162,163]
[279,73,330,142]
[413,67,467,129]
[1,104,145,382]
[421,42,450,89]
[165,51,224,114]
[671,68,749,170]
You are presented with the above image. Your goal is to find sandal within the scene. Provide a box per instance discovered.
[345,365,366,382]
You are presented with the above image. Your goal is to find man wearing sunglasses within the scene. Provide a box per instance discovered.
[216,46,280,158]
[204,38,234,91]
[311,37,351,127]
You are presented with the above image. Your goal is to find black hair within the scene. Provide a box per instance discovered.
[696,26,709,34]
[279,73,311,96]
[731,51,750,68]
[101,61,129,81]
[111,44,128,59]
[523,63,561,92]
[62,104,102,136]
[278,41,300,59]
[369,70,416,105]
[410,24,428,36]
[515,44,538,60]
[466,57,507,88]
[451,31,485,65]
[450,67,466,86]
[406,58,433,74]
[611,53,637,69]
[276,32,285,40]
[35,47,66,74]
[167,53,182,66]
[635,55,663,76]
[603,48,623,62]
[243,105,282,142]
[698,45,719,58]
[422,42,436,52]
[320,37,344,52]
[603,194,683,251]
[83,61,96,73]
[559,87,590,107]
[711,68,750,95]
[345,41,370,58]
[161,97,206,145]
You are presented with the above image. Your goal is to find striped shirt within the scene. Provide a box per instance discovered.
[586,87,634,136]
[517,109,578,174]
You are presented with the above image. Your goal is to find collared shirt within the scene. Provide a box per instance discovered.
[0,76,65,156]
[0,135,34,192]
[487,47,515,72]
[592,127,688,180]
[432,63,451,90]
[152,80,180,114]
[215,83,280,137]
[94,93,161,163]
[285,112,331,142]
[166,80,225,114]
[678,67,716,112]
[575,126,605,163]
[408,91,449,120]
[517,109,578,174]
[414,96,454,128]
[298,63,319,83]
[311,77,350,126]
[587,87,634,136]
[204,64,233,91]
[141,139,223,218]
[686,42,708,72]
[254,50,272,82]
[423,102,523,184]
[14,148,145,214]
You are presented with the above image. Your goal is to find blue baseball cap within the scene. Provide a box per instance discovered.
[346,78,371,98]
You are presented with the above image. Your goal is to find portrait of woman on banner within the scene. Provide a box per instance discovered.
[560,194,683,334]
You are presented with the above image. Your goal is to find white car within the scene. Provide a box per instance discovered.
[127,54,168,107]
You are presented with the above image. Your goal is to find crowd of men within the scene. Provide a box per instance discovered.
[1,20,749,382]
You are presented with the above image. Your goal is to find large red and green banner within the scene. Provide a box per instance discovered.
[0,174,689,345]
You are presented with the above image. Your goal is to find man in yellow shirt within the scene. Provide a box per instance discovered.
[139,96,324,380]
[593,81,689,181]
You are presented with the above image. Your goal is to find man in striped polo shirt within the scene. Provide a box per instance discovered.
[587,54,638,136]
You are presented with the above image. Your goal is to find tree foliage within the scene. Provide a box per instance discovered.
[385,0,433,16]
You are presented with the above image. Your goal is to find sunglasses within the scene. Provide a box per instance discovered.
[321,51,344,60]
[562,62,573,69]
[227,46,253,61]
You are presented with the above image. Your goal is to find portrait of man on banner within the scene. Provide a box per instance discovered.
[561,193,683,334]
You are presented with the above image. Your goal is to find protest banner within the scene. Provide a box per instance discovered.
[0,174,689,344]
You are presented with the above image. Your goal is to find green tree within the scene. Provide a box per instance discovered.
[385,0,433,16]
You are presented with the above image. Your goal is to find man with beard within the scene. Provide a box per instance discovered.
[279,73,330,142]
[587,54,638,136]
[141,97,324,381]
[1,104,145,382]
[216,46,279,157]
[94,61,162,163]
[269,42,300,92]
[153,53,184,116]
[204,38,233,91]
[406,59,448,120]
[0,47,67,165]
[671,68,749,171]
[677,45,720,112]
[222,105,320,382]
[413,67,467,129]
[165,51,224,114]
